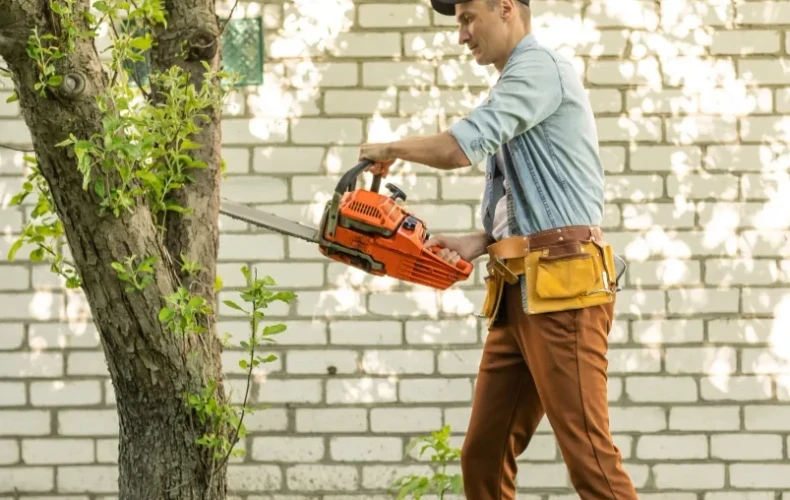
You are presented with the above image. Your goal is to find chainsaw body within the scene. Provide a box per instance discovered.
[316,160,473,290]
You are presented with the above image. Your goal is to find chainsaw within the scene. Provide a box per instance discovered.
[218,159,474,290]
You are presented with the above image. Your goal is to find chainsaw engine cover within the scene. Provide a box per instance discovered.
[318,189,472,290]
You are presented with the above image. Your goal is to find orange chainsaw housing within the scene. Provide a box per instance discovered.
[317,187,473,290]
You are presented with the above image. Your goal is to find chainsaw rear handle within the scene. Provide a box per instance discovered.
[336,158,382,195]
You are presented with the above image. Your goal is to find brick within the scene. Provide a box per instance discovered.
[226,464,282,491]
[22,438,94,464]
[358,4,430,27]
[604,175,664,202]
[399,378,471,402]
[437,60,497,87]
[712,29,781,54]
[399,88,485,115]
[0,467,54,492]
[362,61,436,87]
[257,379,322,404]
[652,464,725,489]
[736,1,790,24]
[0,322,23,349]
[0,382,25,406]
[742,171,790,200]
[0,120,31,145]
[626,260,701,287]
[0,265,28,290]
[613,289,666,316]
[701,375,773,401]
[253,147,324,174]
[742,115,790,143]
[739,59,790,85]
[0,438,18,465]
[0,292,64,321]
[57,465,118,492]
[586,0,659,29]
[404,31,464,58]
[361,464,435,489]
[296,408,368,433]
[664,347,737,375]
[218,234,285,261]
[30,381,101,406]
[324,90,396,115]
[662,57,736,88]
[742,287,790,314]
[596,116,662,142]
[286,350,358,374]
[291,118,363,145]
[251,437,324,462]
[0,352,63,378]
[220,148,250,174]
[288,61,358,88]
[361,349,434,374]
[57,410,118,436]
[705,493,775,500]
[96,438,118,463]
[368,291,440,318]
[743,347,790,374]
[329,33,401,58]
[667,172,739,200]
[437,349,482,375]
[517,463,569,488]
[630,145,702,172]
[625,376,697,402]
[730,464,790,488]
[221,118,288,145]
[621,202,695,229]
[440,176,484,201]
[745,405,790,430]
[706,144,790,172]
[711,434,783,460]
[370,407,442,433]
[329,321,402,345]
[66,352,109,376]
[667,288,740,314]
[286,464,358,491]
[666,116,738,144]
[636,434,708,459]
[220,175,288,203]
[669,406,740,430]
[704,258,782,286]
[326,377,397,404]
[739,230,790,257]
[394,204,472,231]
[587,58,661,85]
[601,147,626,174]
[607,348,662,373]
[329,436,402,461]
[296,290,367,318]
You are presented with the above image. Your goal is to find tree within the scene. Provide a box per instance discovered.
[0,1,291,498]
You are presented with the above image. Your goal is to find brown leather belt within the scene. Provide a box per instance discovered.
[487,225,604,260]
[485,225,605,284]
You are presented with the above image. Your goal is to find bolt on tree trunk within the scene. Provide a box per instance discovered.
[0,1,292,499]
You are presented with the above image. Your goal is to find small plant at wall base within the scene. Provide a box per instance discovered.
[391,425,464,500]
[0,0,283,498]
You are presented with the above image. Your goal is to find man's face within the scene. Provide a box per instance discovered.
[455,0,504,66]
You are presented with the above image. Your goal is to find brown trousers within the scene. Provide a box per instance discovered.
[461,282,638,499]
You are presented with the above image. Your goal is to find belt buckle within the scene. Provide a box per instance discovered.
[488,256,518,285]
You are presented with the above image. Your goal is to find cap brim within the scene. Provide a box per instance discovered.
[430,0,467,16]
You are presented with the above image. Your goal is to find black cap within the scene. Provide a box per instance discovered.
[431,0,530,16]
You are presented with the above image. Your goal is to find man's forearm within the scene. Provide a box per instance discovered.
[386,131,472,170]
[465,230,493,260]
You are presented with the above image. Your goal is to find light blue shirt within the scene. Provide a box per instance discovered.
[448,33,605,240]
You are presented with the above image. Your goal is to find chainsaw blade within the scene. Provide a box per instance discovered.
[219,199,320,243]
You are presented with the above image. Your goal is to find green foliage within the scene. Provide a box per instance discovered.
[391,425,464,500]
[186,266,296,468]
[110,254,157,292]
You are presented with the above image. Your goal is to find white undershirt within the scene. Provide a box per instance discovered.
[491,150,509,241]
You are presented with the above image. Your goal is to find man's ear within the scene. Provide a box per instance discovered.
[500,0,516,20]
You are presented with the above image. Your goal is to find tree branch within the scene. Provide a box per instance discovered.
[0,143,34,152]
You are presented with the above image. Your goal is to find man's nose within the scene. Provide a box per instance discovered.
[458,29,470,45]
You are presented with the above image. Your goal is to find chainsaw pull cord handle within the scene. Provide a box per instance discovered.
[327,159,380,237]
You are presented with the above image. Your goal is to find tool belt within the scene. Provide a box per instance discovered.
[479,225,618,324]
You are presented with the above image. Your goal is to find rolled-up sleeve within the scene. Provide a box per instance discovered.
[449,49,563,165]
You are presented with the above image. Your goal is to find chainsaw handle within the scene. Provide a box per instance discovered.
[429,245,474,276]
[337,159,382,194]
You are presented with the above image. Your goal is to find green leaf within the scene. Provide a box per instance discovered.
[223,300,244,312]
[6,92,18,103]
[47,75,63,87]
[263,324,286,336]
[159,307,175,322]
[29,248,45,262]
[129,36,153,51]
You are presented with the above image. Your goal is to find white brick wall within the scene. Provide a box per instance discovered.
[1,0,790,497]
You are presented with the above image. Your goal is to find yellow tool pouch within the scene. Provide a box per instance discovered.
[524,239,616,315]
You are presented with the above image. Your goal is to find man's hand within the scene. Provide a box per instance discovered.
[424,232,491,264]
[359,142,396,177]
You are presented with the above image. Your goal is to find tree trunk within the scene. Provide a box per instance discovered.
[0,1,229,499]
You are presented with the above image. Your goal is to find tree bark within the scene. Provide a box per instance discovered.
[0,1,228,499]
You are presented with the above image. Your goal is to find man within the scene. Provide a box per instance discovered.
[358,0,637,499]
